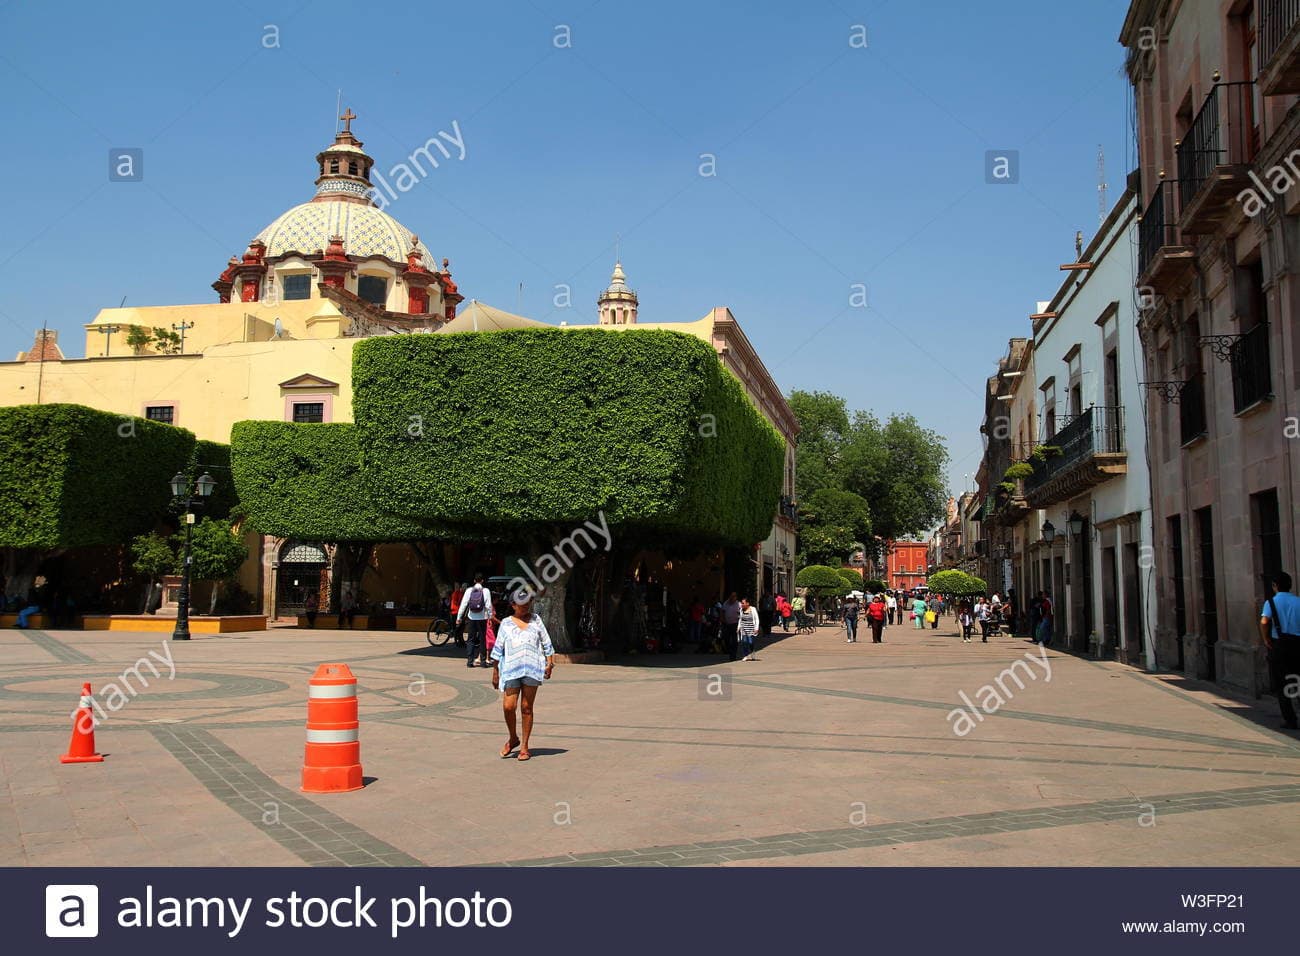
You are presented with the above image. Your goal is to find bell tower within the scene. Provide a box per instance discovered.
[597,261,638,325]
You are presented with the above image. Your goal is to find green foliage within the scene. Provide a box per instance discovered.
[194,440,238,520]
[131,532,175,580]
[797,487,872,566]
[0,404,195,549]
[997,481,1017,495]
[178,517,247,582]
[927,569,987,596]
[1003,461,1034,481]
[837,567,863,590]
[788,391,949,542]
[125,325,183,354]
[230,421,430,542]
[351,328,785,548]
[796,565,848,594]
[1031,444,1062,463]
[863,578,887,593]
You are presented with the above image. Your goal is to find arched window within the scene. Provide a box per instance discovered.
[348,161,359,175]
[329,159,339,173]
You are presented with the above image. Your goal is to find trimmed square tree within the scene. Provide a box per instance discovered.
[0,403,197,601]
[349,327,785,649]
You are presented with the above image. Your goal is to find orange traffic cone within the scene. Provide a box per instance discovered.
[60,682,104,764]
[301,663,363,792]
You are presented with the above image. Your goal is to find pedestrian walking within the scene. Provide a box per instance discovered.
[1034,591,1054,646]
[886,592,897,625]
[843,593,860,643]
[337,590,356,629]
[759,591,775,636]
[490,588,555,761]
[688,596,706,646]
[776,592,792,631]
[1261,571,1300,731]
[927,595,939,629]
[304,591,319,627]
[791,592,806,629]
[450,582,466,646]
[959,601,974,642]
[738,598,760,661]
[457,574,492,668]
[911,593,927,629]
[975,596,990,642]
[867,593,886,642]
[721,592,742,660]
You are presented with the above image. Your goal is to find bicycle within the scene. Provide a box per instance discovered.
[425,616,456,646]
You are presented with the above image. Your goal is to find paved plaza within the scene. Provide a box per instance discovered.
[2,619,1298,867]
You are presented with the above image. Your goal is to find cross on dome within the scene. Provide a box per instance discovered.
[339,108,356,133]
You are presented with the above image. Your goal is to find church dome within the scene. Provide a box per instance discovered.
[254,201,434,268]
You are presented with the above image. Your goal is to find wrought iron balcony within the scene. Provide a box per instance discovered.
[1230,322,1273,412]
[1024,406,1128,507]
[1176,80,1257,233]
[1260,0,1300,95]
[1137,180,1194,294]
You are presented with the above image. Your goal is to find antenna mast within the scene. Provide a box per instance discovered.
[1097,144,1107,224]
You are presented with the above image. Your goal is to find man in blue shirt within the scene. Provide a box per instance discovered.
[1259,571,1300,731]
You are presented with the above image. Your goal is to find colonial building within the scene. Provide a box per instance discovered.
[885,540,929,591]
[0,113,797,620]
[1123,0,1299,695]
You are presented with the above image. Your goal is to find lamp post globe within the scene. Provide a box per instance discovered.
[1041,520,1056,544]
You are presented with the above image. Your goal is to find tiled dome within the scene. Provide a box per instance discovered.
[254,201,434,268]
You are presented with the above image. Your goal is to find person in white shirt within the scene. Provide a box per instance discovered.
[457,574,493,668]
[737,598,761,661]
[974,597,990,643]
[886,593,898,626]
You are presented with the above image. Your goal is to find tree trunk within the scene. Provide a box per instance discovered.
[409,541,453,607]
[208,579,221,616]
[525,538,576,653]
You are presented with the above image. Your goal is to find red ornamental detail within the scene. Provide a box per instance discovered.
[240,278,260,302]
[219,257,239,283]
[321,272,346,290]
[407,287,428,314]
[242,240,266,265]
[323,234,347,262]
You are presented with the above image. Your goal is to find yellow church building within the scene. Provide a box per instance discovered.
[0,114,797,622]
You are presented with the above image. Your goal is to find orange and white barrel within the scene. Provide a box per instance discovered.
[301,663,363,793]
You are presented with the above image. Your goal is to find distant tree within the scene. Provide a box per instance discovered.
[796,564,848,623]
[788,390,850,502]
[130,532,175,613]
[797,487,872,567]
[176,518,248,615]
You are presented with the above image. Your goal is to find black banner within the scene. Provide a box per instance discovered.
[5,867,1284,953]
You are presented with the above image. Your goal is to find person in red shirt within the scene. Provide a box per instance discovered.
[450,583,466,647]
[867,593,887,643]
[1035,591,1054,646]
[688,596,706,646]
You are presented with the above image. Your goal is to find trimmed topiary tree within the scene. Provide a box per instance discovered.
[230,421,432,606]
[349,328,786,648]
[0,404,196,600]
[837,567,863,591]
[927,569,987,597]
[796,564,848,623]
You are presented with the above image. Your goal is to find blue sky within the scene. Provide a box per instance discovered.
[0,0,1133,507]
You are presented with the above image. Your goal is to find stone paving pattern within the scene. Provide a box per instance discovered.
[1,619,1298,867]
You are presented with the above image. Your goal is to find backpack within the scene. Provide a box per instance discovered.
[467,586,486,613]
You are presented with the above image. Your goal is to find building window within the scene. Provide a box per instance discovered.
[358,275,387,306]
[1195,506,1218,678]
[348,161,359,175]
[1252,489,1282,590]
[329,159,339,173]
[292,402,325,423]
[144,405,175,424]
[282,274,311,300]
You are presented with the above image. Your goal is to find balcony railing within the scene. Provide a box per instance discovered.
[1139,180,1179,277]
[1231,322,1273,412]
[1178,374,1208,445]
[1176,80,1256,215]
[1261,0,1300,72]
[1025,406,1126,501]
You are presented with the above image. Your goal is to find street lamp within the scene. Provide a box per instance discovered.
[1067,511,1086,538]
[1041,520,1057,544]
[170,470,216,641]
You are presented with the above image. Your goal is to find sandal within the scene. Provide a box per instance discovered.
[517,750,531,761]
[500,738,520,758]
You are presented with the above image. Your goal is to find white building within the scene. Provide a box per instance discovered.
[1025,191,1157,663]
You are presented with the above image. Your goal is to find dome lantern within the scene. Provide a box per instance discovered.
[598,260,637,325]
[313,108,377,205]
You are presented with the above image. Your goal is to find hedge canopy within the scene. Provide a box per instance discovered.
[350,328,786,549]
[230,421,429,542]
[796,565,848,594]
[0,403,196,549]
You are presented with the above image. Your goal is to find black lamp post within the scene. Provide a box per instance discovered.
[1041,520,1057,544]
[1066,511,1086,539]
[170,470,216,641]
